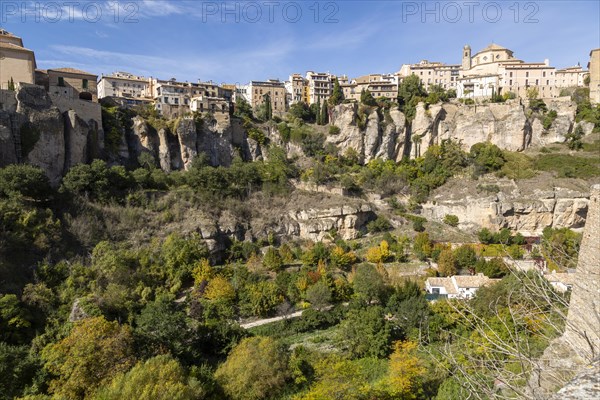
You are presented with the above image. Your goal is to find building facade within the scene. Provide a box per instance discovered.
[0,29,36,89]
[243,79,288,115]
[425,273,500,300]
[285,74,307,105]
[397,60,461,92]
[306,71,335,104]
[47,68,98,102]
[97,71,153,108]
[589,49,600,104]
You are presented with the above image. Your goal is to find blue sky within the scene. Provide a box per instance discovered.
[2,0,599,83]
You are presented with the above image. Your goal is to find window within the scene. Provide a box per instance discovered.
[543,71,546,77]
[58,77,65,87]
[526,72,529,77]
[164,97,168,103]
[82,79,88,89]
[510,72,513,77]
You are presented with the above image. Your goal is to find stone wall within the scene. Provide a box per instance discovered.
[49,93,102,126]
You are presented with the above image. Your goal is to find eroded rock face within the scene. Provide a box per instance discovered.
[528,184,600,398]
[421,178,590,235]
[130,115,158,160]
[64,110,89,170]
[286,204,376,241]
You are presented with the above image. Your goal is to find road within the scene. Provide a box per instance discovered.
[240,309,305,329]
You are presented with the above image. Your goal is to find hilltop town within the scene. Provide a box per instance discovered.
[1,29,598,121]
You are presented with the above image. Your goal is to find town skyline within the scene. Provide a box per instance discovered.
[2,0,598,83]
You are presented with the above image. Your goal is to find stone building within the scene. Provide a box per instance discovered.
[459,43,558,99]
[285,73,307,105]
[306,71,335,104]
[397,60,461,91]
[46,68,98,102]
[190,95,230,114]
[589,49,600,104]
[149,78,228,119]
[97,71,153,107]
[555,65,589,89]
[0,29,36,89]
[242,79,288,115]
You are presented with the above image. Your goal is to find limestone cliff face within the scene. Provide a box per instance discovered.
[329,98,583,164]
[328,104,407,163]
[0,84,103,184]
[420,177,591,235]
[528,184,600,398]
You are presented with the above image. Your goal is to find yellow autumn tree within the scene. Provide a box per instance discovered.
[41,316,136,399]
[204,275,236,303]
[366,240,391,264]
[380,341,425,398]
[192,258,213,286]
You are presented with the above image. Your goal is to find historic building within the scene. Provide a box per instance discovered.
[589,49,600,104]
[0,29,36,89]
[46,68,98,102]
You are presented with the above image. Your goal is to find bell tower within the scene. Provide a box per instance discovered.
[462,45,472,71]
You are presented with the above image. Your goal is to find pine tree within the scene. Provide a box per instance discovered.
[316,99,322,125]
[329,78,344,106]
[7,77,15,91]
[263,93,272,120]
[320,101,329,125]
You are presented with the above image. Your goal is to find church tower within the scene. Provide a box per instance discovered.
[462,45,472,71]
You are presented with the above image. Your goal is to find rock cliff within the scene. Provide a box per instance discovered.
[0,84,103,184]
[420,176,591,235]
[327,98,586,164]
[528,184,600,398]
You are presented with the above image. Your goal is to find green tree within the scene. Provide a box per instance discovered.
[398,75,427,121]
[360,89,377,106]
[413,232,433,260]
[243,281,283,317]
[305,281,332,310]
[352,263,386,304]
[453,244,478,271]
[437,249,457,277]
[7,77,15,91]
[329,78,344,106]
[135,295,191,360]
[41,316,136,400]
[0,164,51,200]
[320,100,329,125]
[263,247,283,271]
[339,306,391,358]
[95,355,204,400]
[214,337,290,400]
[0,343,39,400]
[469,142,506,175]
[234,97,253,119]
[288,102,313,122]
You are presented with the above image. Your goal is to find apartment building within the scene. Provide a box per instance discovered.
[190,95,230,114]
[306,71,335,104]
[150,78,229,118]
[46,68,98,102]
[589,49,600,104]
[555,65,589,89]
[0,29,36,89]
[397,60,461,91]
[243,79,288,114]
[285,74,307,105]
[97,72,153,107]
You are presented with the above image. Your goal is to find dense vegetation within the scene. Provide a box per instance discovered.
[1,86,597,399]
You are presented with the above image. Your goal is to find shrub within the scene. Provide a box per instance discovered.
[328,125,341,135]
[443,214,459,227]
[367,216,392,233]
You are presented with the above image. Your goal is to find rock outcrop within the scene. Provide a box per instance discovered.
[0,84,103,184]
[327,97,583,164]
[528,184,600,398]
[286,204,376,241]
[421,177,590,235]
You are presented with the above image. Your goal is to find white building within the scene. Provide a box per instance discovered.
[543,271,575,293]
[97,71,153,107]
[425,273,500,300]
